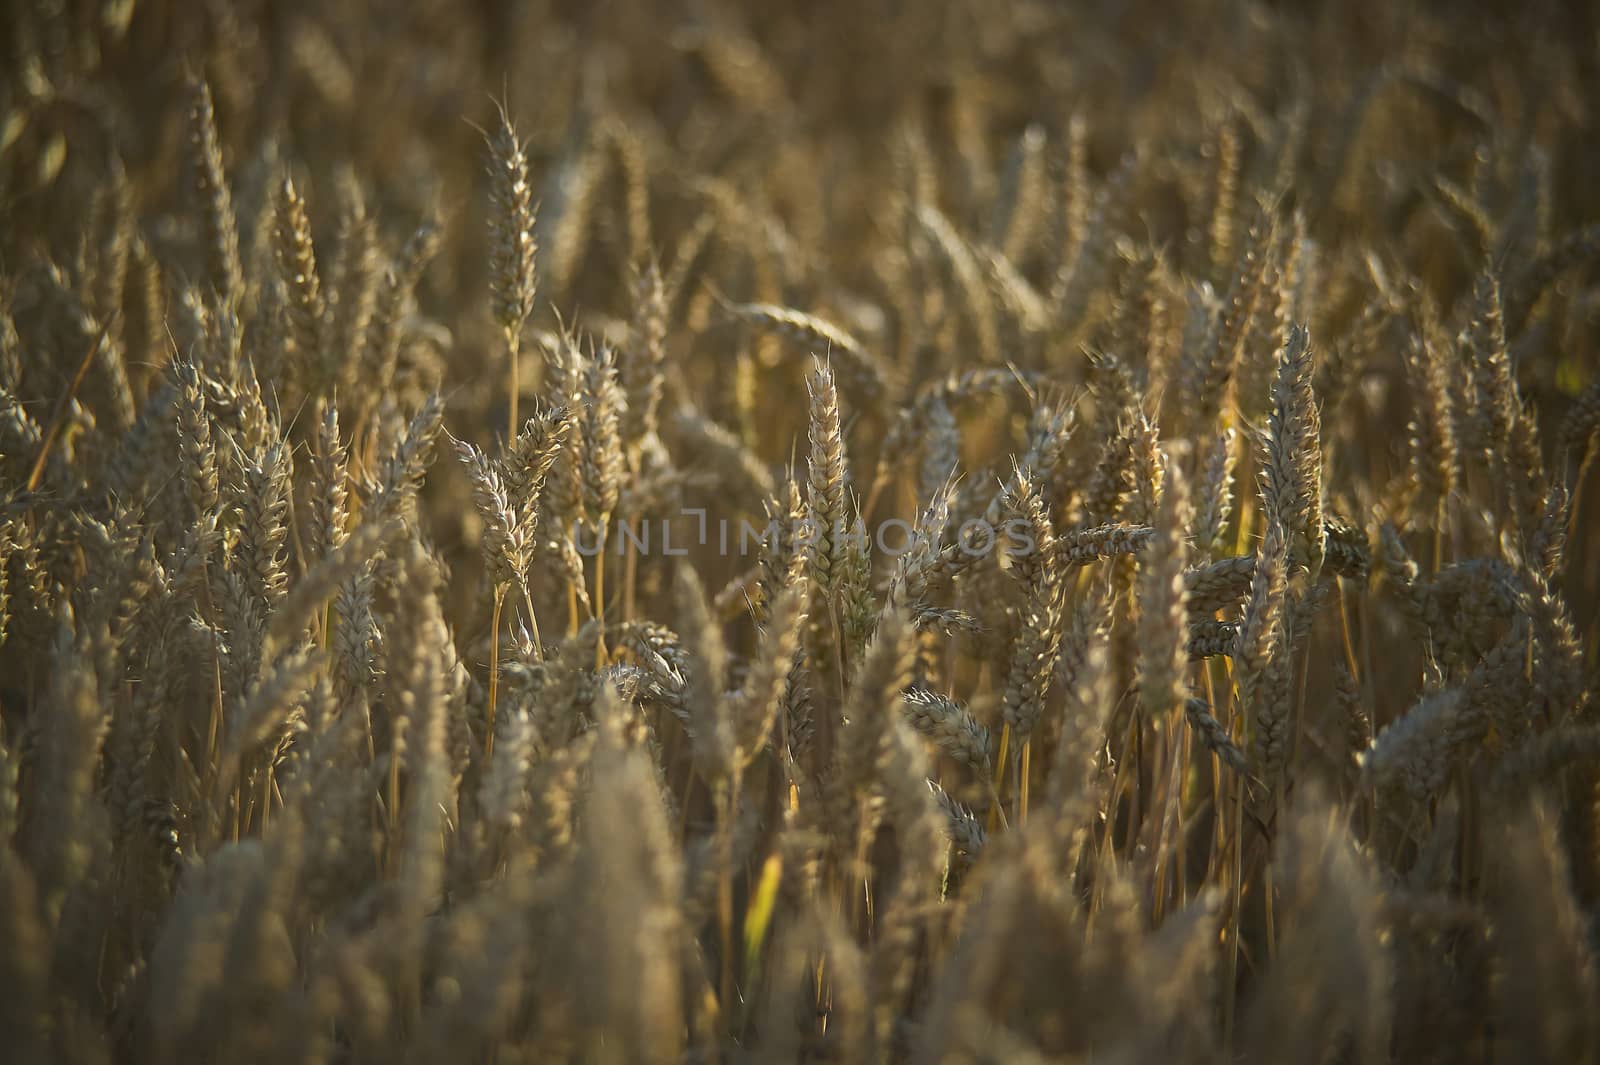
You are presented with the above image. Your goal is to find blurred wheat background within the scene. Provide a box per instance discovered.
[2,1,1599,1062]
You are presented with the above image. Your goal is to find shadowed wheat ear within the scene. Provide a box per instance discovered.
[927,778,987,864]
[732,577,809,772]
[827,606,917,849]
[901,687,992,774]
[677,562,733,782]
[1186,698,1247,771]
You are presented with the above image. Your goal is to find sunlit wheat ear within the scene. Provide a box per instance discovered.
[539,130,608,303]
[1137,450,1191,720]
[1207,116,1243,283]
[878,368,1031,491]
[325,178,380,394]
[235,440,292,614]
[368,220,440,398]
[675,562,732,782]
[218,645,318,794]
[542,334,586,532]
[1058,522,1154,569]
[622,258,667,448]
[917,395,962,502]
[671,403,775,503]
[986,399,1073,530]
[503,401,572,520]
[1125,411,1165,527]
[308,401,350,564]
[997,463,1058,594]
[7,8,1600,1063]
[453,434,534,593]
[1377,521,1428,635]
[485,101,538,439]
[991,122,1048,265]
[885,476,967,626]
[1269,323,1325,576]
[804,359,850,602]
[267,517,399,658]
[836,503,876,662]
[184,74,243,312]
[1187,617,1238,660]
[1181,210,1275,434]
[1194,427,1238,556]
[390,539,452,927]
[983,226,1054,341]
[869,721,945,1041]
[1253,588,1310,781]
[998,468,1065,756]
[1464,270,1515,473]
[602,117,653,270]
[1233,458,1289,745]
[1053,146,1137,335]
[367,392,445,526]
[916,201,1002,365]
[1509,398,1558,558]
[1361,606,1529,799]
[171,360,221,524]
[1081,411,1138,524]
[1057,110,1091,264]
[755,478,806,625]
[1403,326,1459,515]
[719,296,894,407]
[577,343,625,530]
[1517,566,1587,721]
[272,173,324,383]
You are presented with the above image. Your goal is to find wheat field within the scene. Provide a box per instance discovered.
[1,1,1599,1062]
